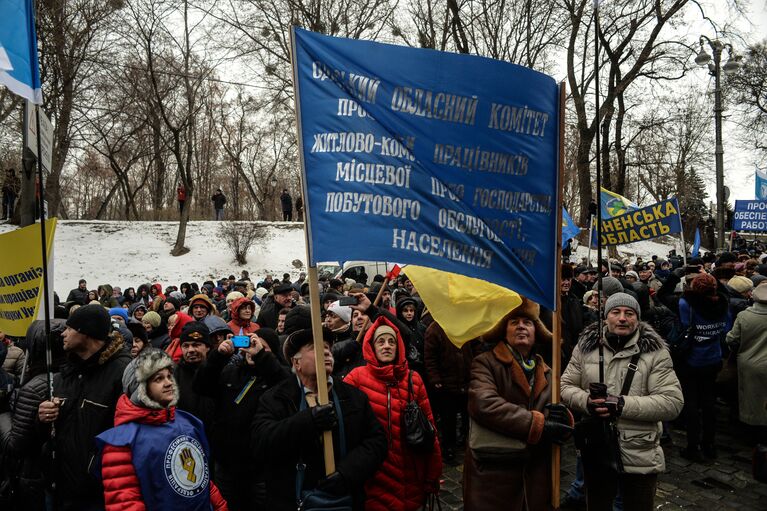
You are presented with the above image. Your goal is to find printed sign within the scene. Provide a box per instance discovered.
[292,28,561,308]
[733,200,767,231]
[593,198,681,246]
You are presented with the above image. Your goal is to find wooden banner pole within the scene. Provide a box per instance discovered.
[290,27,334,475]
[551,80,567,509]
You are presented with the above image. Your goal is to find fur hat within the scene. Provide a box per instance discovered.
[561,264,574,280]
[690,273,717,295]
[142,310,162,328]
[327,301,352,323]
[122,348,177,409]
[604,292,641,320]
[729,275,754,294]
[66,304,112,341]
[752,284,767,303]
[485,297,552,345]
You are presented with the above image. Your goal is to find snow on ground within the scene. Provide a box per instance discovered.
[1,219,695,298]
[1,220,308,297]
[570,234,699,264]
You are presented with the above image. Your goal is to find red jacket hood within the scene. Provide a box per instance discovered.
[170,311,194,339]
[229,297,255,325]
[362,316,408,381]
[114,394,175,427]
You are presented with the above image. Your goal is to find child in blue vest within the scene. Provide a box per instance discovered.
[96,348,228,511]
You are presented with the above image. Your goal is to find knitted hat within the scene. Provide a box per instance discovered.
[164,296,181,311]
[729,275,754,294]
[66,304,112,341]
[188,294,213,312]
[327,301,352,323]
[142,310,162,328]
[753,284,767,304]
[226,291,245,305]
[751,274,767,287]
[582,290,597,305]
[373,324,396,342]
[625,271,639,280]
[109,307,129,323]
[180,322,212,347]
[593,277,623,297]
[284,305,312,335]
[604,292,641,319]
[122,348,177,409]
[255,287,269,300]
[690,273,717,295]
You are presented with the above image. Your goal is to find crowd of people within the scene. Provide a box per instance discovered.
[0,248,765,511]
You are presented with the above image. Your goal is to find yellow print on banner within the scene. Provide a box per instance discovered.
[598,200,679,247]
[0,219,56,336]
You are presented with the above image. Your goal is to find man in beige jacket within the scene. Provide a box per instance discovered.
[561,293,683,511]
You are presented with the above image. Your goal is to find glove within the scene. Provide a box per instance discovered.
[316,471,348,496]
[603,395,625,419]
[541,420,573,444]
[545,403,571,426]
[311,403,338,431]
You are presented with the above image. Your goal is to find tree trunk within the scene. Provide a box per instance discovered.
[95,181,121,220]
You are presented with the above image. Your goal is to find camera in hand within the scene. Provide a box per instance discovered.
[232,335,250,348]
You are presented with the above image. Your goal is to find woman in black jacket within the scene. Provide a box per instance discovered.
[0,319,67,511]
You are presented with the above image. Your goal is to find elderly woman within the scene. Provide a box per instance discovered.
[463,298,573,511]
[344,317,442,511]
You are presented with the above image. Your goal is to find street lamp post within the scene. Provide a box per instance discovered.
[694,36,740,252]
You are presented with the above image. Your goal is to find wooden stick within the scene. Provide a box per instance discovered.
[551,80,567,510]
[289,27,334,475]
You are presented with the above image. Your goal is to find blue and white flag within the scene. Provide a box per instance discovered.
[756,166,767,200]
[562,207,580,249]
[691,227,701,257]
[292,28,561,309]
[0,0,42,104]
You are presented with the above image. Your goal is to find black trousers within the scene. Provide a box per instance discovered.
[434,389,467,450]
[678,363,721,448]
[214,462,266,511]
[582,464,657,511]
[283,210,292,221]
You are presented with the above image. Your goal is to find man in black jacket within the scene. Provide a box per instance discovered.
[280,189,293,221]
[211,188,227,220]
[65,279,89,305]
[37,304,131,510]
[195,327,290,511]
[251,324,387,511]
[256,283,294,329]
[174,322,216,434]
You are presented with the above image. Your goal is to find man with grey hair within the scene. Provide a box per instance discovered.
[251,306,387,511]
[562,293,684,511]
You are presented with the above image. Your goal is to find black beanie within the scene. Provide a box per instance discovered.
[284,305,312,335]
[180,322,212,347]
[66,304,112,341]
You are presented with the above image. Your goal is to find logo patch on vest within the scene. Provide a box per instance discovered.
[164,435,209,497]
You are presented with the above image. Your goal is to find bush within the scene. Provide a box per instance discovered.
[218,222,265,265]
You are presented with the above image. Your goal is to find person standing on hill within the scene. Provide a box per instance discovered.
[211,188,227,221]
[280,189,292,221]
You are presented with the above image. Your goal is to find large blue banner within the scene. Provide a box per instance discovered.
[293,28,560,309]
[733,200,767,231]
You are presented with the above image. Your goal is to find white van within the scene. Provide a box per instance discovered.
[319,261,400,285]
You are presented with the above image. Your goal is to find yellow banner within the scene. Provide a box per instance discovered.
[0,219,56,336]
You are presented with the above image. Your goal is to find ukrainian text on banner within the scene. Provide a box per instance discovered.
[733,200,767,231]
[593,198,681,246]
[0,219,56,336]
[292,28,560,309]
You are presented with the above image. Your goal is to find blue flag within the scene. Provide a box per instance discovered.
[0,0,42,103]
[691,227,701,257]
[757,166,767,200]
[562,208,580,248]
[293,28,561,309]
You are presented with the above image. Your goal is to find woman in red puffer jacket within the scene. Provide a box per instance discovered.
[344,316,441,511]
[227,297,260,336]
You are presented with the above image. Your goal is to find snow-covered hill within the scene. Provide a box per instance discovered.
[1,220,689,298]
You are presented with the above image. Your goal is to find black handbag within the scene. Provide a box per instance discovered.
[573,348,641,474]
[402,370,436,452]
[668,308,694,362]
[295,388,353,511]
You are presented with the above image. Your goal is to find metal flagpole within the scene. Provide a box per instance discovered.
[678,212,688,266]
[290,27,335,474]
[594,4,604,328]
[587,214,595,266]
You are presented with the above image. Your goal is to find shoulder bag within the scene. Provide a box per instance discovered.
[402,370,436,452]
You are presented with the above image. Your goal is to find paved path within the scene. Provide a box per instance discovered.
[437,408,766,510]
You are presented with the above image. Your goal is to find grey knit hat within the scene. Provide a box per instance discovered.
[592,276,623,297]
[122,348,177,409]
[604,292,641,320]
